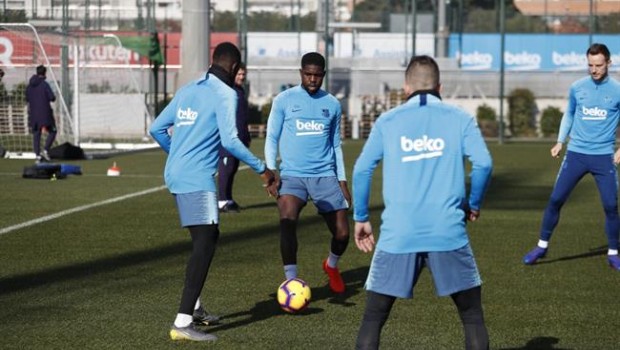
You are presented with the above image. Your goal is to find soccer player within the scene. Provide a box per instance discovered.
[352,55,493,349]
[523,43,620,270]
[26,65,57,163]
[218,62,251,213]
[264,52,351,294]
[150,42,275,342]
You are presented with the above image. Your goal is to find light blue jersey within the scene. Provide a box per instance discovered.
[150,73,266,194]
[353,93,493,254]
[265,85,346,180]
[558,75,620,155]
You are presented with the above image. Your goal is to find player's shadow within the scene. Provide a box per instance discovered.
[500,336,573,350]
[535,245,607,265]
[210,265,369,332]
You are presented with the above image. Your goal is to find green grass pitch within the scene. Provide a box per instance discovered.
[0,140,618,349]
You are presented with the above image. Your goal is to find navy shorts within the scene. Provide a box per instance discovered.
[279,176,349,213]
[365,243,482,298]
[174,191,219,227]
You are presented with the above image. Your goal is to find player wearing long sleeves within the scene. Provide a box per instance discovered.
[264,52,350,294]
[150,43,274,342]
[353,55,492,350]
[523,43,620,270]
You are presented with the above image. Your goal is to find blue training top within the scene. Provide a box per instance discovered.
[150,73,266,194]
[353,93,493,254]
[557,75,620,155]
[265,85,346,181]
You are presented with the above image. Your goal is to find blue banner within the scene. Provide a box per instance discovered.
[449,34,620,71]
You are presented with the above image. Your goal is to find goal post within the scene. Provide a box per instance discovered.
[0,23,155,159]
[0,23,74,158]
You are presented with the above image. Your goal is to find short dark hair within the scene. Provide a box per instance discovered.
[301,52,325,70]
[405,55,440,91]
[36,65,46,76]
[237,62,246,71]
[212,42,241,66]
[587,43,611,61]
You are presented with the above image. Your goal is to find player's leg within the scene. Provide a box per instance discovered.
[451,287,489,350]
[590,154,620,269]
[309,177,350,292]
[429,244,487,349]
[32,123,42,160]
[277,177,308,280]
[170,191,219,342]
[357,250,421,349]
[217,156,235,211]
[524,151,587,264]
[226,157,241,210]
[42,124,56,160]
[178,224,220,317]
[321,209,349,293]
[355,291,396,350]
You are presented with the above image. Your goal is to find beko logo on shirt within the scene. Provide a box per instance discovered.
[581,106,608,120]
[400,135,445,162]
[176,107,198,126]
[296,119,325,136]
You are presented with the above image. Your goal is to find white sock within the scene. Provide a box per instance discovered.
[537,240,549,249]
[218,201,228,209]
[194,298,201,311]
[327,252,341,268]
[608,249,618,256]
[284,264,297,280]
[173,313,193,328]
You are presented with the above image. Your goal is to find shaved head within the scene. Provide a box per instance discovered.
[404,55,440,94]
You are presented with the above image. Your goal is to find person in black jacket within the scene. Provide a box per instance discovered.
[26,65,56,163]
[218,63,251,212]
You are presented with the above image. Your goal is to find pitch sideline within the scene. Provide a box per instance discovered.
[0,186,166,237]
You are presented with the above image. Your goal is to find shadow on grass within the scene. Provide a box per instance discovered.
[535,246,607,265]
[500,336,573,350]
[0,204,380,296]
[209,266,369,332]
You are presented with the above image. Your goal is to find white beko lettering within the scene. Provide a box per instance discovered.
[295,119,325,136]
[581,106,608,120]
[400,135,445,162]
[175,107,198,126]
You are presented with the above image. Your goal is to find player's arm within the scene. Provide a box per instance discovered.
[264,95,286,197]
[352,120,384,251]
[217,89,268,176]
[149,96,177,153]
[463,117,493,221]
[46,83,56,102]
[553,86,577,158]
[331,103,351,204]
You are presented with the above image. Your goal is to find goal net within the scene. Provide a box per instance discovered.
[0,23,154,159]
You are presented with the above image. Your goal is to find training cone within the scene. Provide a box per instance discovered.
[107,162,121,176]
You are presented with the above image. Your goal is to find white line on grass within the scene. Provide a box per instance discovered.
[0,163,255,237]
[0,186,167,237]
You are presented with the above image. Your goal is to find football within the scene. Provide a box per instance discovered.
[277,278,311,313]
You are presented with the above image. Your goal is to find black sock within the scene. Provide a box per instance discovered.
[280,218,298,265]
[356,291,396,350]
[451,286,489,350]
[178,224,220,315]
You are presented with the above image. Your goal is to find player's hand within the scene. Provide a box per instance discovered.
[550,143,563,158]
[614,149,620,165]
[354,221,375,253]
[339,181,352,208]
[467,209,480,222]
[264,170,280,198]
[260,169,276,195]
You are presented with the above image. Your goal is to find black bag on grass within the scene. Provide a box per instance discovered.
[22,164,66,179]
